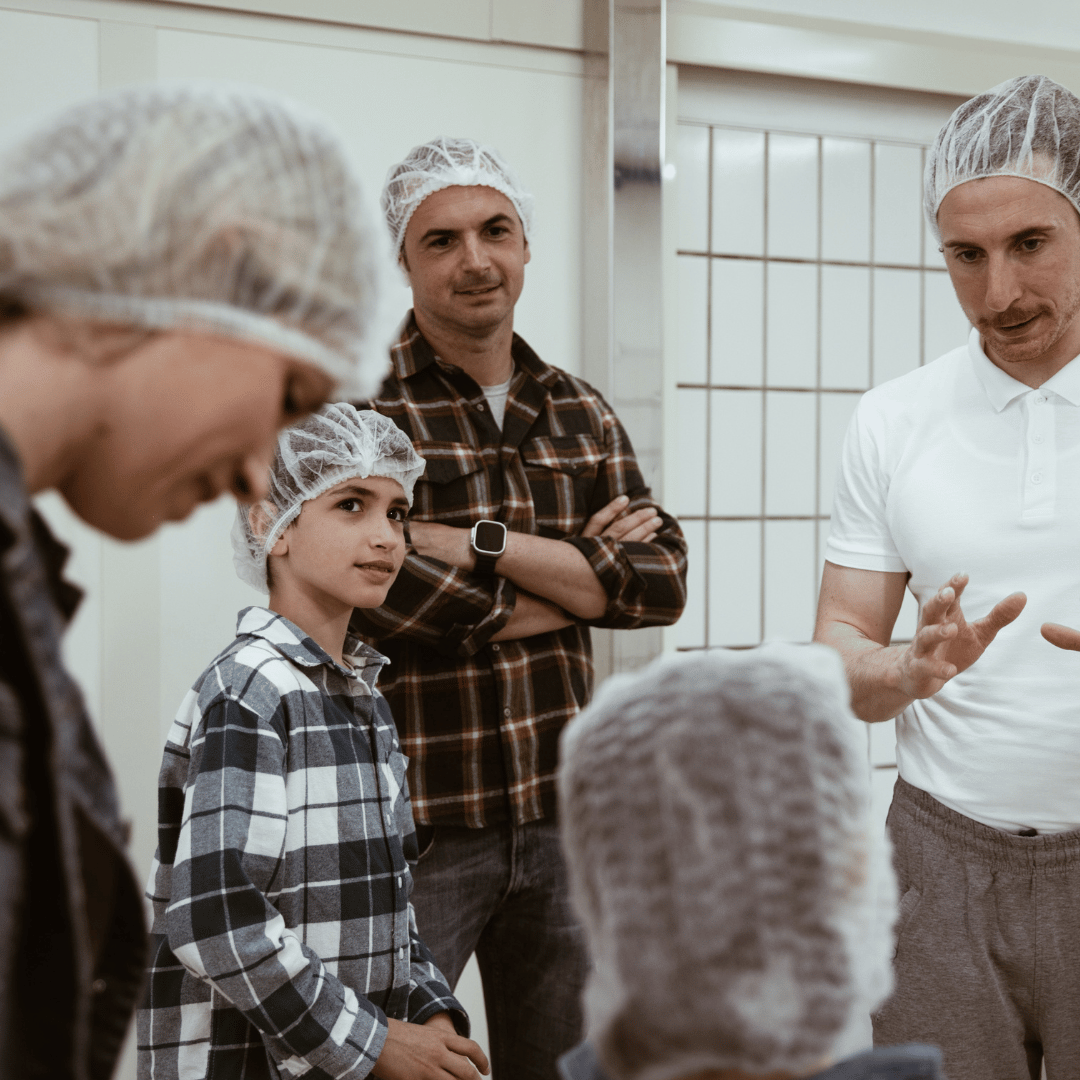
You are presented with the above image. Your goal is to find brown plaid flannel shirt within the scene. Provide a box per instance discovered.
[352,316,687,828]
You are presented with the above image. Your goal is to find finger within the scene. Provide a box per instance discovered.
[601,507,656,540]
[615,516,663,543]
[443,1039,490,1077]
[974,592,1027,638]
[919,585,957,629]
[909,619,958,657]
[582,495,629,538]
[1041,622,1080,651]
[946,572,970,605]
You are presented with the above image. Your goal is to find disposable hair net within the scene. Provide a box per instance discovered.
[558,643,897,1080]
[925,74,1080,240]
[0,81,399,399]
[381,136,534,252]
[232,403,425,592]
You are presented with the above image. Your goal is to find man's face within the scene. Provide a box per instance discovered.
[400,185,530,336]
[938,175,1080,369]
[268,475,407,611]
[58,331,333,540]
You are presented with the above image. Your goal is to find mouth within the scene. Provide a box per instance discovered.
[355,561,395,574]
[992,311,1043,333]
[456,283,500,297]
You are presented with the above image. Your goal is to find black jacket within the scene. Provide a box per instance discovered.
[0,427,145,1079]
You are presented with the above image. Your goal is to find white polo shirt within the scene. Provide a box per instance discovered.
[826,328,1080,833]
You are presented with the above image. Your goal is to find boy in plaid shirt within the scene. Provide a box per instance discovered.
[138,405,487,1080]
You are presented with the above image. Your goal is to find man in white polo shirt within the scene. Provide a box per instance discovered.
[815,74,1080,1080]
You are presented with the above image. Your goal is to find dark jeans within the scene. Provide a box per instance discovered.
[411,819,588,1080]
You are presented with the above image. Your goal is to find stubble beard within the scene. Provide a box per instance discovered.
[980,276,1080,366]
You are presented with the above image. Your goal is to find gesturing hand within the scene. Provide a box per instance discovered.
[892,573,1026,701]
[372,1015,489,1080]
[582,494,662,544]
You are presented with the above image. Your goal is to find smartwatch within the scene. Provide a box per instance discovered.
[470,519,507,575]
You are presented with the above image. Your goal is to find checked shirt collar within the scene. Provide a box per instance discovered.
[234,606,388,694]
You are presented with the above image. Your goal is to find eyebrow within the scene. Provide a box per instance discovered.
[943,224,1057,249]
[419,212,515,243]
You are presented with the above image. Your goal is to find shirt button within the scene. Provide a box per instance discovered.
[1031,472,1044,484]
[476,402,486,411]
[1032,433,1045,444]
[1034,395,1047,405]
[398,947,405,959]
[503,707,512,718]
[491,643,500,652]
[92,979,107,994]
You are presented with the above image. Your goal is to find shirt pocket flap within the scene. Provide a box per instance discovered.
[521,435,607,476]
[415,442,486,485]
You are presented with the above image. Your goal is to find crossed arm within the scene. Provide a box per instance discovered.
[407,494,664,641]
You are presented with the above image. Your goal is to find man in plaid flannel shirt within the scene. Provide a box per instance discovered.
[139,407,488,1080]
[352,139,688,1079]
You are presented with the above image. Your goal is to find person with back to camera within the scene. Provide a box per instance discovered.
[814,74,1080,1078]
[0,83,394,1078]
[139,404,489,1080]
[350,137,688,1079]
[555,643,946,1080]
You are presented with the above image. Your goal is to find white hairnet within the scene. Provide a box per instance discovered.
[381,136,534,252]
[0,82,398,399]
[232,403,424,592]
[558,643,897,1080]
[925,74,1080,240]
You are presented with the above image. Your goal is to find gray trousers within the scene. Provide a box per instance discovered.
[874,776,1080,1080]
[410,819,589,1080]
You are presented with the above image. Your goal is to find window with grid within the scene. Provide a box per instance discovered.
[670,118,972,652]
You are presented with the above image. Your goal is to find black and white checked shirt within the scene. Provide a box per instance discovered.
[352,317,688,828]
[138,607,464,1080]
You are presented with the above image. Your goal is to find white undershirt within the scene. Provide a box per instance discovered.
[480,373,513,430]
[826,328,1080,833]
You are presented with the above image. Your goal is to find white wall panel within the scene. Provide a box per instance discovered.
[0,8,97,135]
[156,27,584,376]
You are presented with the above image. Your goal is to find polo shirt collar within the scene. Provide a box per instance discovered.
[968,327,1080,411]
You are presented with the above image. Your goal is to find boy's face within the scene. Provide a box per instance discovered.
[269,474,408,610]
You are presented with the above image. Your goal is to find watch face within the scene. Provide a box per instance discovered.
[474,520,506,555]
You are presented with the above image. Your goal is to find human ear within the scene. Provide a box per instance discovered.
[523,238,531,266]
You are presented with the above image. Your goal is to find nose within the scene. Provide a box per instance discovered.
[983,251,1024,313]
[370,513,401,552]
[231,450,272,504]
[460,232,491,273]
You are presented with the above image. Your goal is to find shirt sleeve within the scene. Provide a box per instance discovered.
[164,695,389,1080]
[824,393,908,574]
[351,554,518,658]
[562,407,688,630]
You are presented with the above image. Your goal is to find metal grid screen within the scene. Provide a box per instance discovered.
[671,121,971,651]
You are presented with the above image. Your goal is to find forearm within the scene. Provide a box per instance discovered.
[496,533,607,619]
[814,620,912,722]
[490,592,574,640]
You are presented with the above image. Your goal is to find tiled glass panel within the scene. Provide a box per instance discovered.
[677,124,710,252]
[924,269,970,362]
[873,267,922,385]
[874,143,924,266]
[766,133,819,260]
[677,255,709,384]
[712,128,765,257]
[673,388,708,518]
[765,391,816,516]
[821,265,870,389]
[709,521,762,646]
[763,519,817,640]
[712,257,764,386]
[818,392,860,515]
[671,520,706,649]
[710,389,763,516]
[765,261,817,387]
[822,137,871,263]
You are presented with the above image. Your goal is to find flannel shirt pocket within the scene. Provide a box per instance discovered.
[521,435,607,535]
